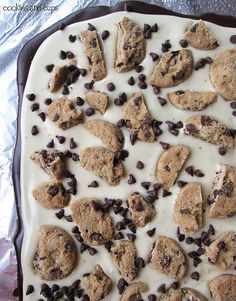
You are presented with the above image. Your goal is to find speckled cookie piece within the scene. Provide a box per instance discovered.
[156,145,190,191]
[149,236,187,280]
[47,98,83,130]
[31,149,65,180]
[208,165,236,219]
[159,288,207,301]
[85,91,109,114]
[32,181,70,209]
[122,92,156,142]
[174,182,203,235]
[82,265,112,301]
[84,119,124,151]
[209,49,236,100]
[70,198,114,246]
[205,231,236,270]
[32,225,77,281]
[110,240,138,282]
[209,274,236,301]
[48,65,68,93]
[149,49,193,88]
[127,193,156,227]
[120,282,148,301]
[184,20,218,50]
[80,146,124,186]
[80,30,106,81]
[168,90,217,111]
[184,115,234,149]
[114,16,146,72]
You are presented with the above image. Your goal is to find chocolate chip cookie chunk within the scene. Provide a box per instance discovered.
[149,236,187,279]
[31,149,65,180]
[33,181,70,209]
[48,65,68,93]
[82,265,112,301]
[208,165,236,219]
[184,20,218,50]
[209,274,236,301]
[84,119,124,151]
[70,198,114,246]
[168,90,217,111]
[85,91,109,114]
[159,288,207,301]
[114,17,146,72]
[149,49,193,88]
[209,49,236,100]
[127,193,155,227]
[120,282,148,301]
[174,182,203,234]
[205,231,236,270]
[33,225,77,281]
[184,115,234,149]
[47,98,83,130]
[80,146,124,186]
[156,145,190,191]
[80,30,106,81]
[110,240,138,282]
[122,92,156,142]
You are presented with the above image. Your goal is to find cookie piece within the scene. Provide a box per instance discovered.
[70,198,114,245]
[33,181,70,209]
[32,225,77,281]
[149,236,187,279]
[48,65,68,93]
[122,92,156,142]
[114,17,146,72]
[159,288,207,301]
[80,146,124,186]
[205,231,236,270]
[209,274,236,301]
[149,49,193,88]
[47,98,83,130]
[156,145,190,191]
[85,91,109,114]
[80,30,106,81]
[127,193,155,227]
[208,165,236,219]
[82,265,112,301]
[84,119,124,151]
[120,282,148,301]
[168,90,217,111]
[110,240,138,282]
[209,49,236,100]
[31,149,65,180]
[174,182,203,235]
[184,20,218,50]
[184,115,234,149]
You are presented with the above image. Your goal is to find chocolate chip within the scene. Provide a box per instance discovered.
[48,185,59,196]
[56,135,66,144]
[217,241,227,251]
[135,257,145,269]
[72,153,80,161]
[162,190,172,197]
[166,120,176,130]
[143,23,151,33]
[159,142,169,150]
[135,65,143,73]
[101,30,110,40]
[158,96,167,106]
[157,283,166,293]
[179,39,188,48]
[191,271,200,281]
[62,85,69,95]
[127,76,135,86]
[169,129,179,136]
[47,139,54,148]
[148,294,157,301]
[177,227,185,242]
[128,223,136,233]
[197,247,205,256]
[64,214,73,222]
[171,281,179,290]
[38,112,46,122]
[79,68,87,76]
[104,241,113,252]
[138,81,147,89]
[72,226,80,234]
[218,146,227,156]
[230,35,236,44]
[45,64,54,72]
[208,224,215,236]
[80,243,88,253]
[130,134,137,145]
[177,180,187,188]
[185,165,194,176]
[26,93,35,101]
[152,23,158,32]
[88,247,97,256]
[107,82,115,91]
[193,169,204,177]
[88,23,96,31]
[193,257,202,267]
[72,279,81,289]
[138,74,146,82]
[161,40,171,52]
[188,251,199,258]
[194,58,207,71]
[67,51,75,59]
[205,56,213,64]
[117,278,128,295]
[127,233,136,241]
[84,80,94,90]
[88,181,98,188]
[114,232,124,240]
[69,34,76,42]
[176,121,183,129]
[153,85,161,95]
[44,98,52,105]
[136,161,144,169]
[60,50,67,59]
[59,23,66,30]
[149,52,159,62]
[141,181,150,190]
[31,125,39,136]
[194,237,202,247]
[153,182,161,191]
[147,228,156,237]
[232,111,236,117]
[26,285,34,296]
[128,174,136,184]
[86,107,95,116]
[31,103,39,112]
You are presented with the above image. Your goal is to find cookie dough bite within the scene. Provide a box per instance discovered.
[185,19,218,50]
[48,65,68,92]
[209,49,236,100]
[120,282,148,301]
[158,287,207,301]
[82,265,112,301]
[114,17,146,72]
[70,198,114,246]
[205,231,236,270]
[149,236,187,280]
[209,274,236,301]
[149,49,193,88]
[208,165,236,219]
[85,91,109,114]
[32,225,77,281]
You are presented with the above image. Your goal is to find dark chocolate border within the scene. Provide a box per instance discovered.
[14,1,236,299]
